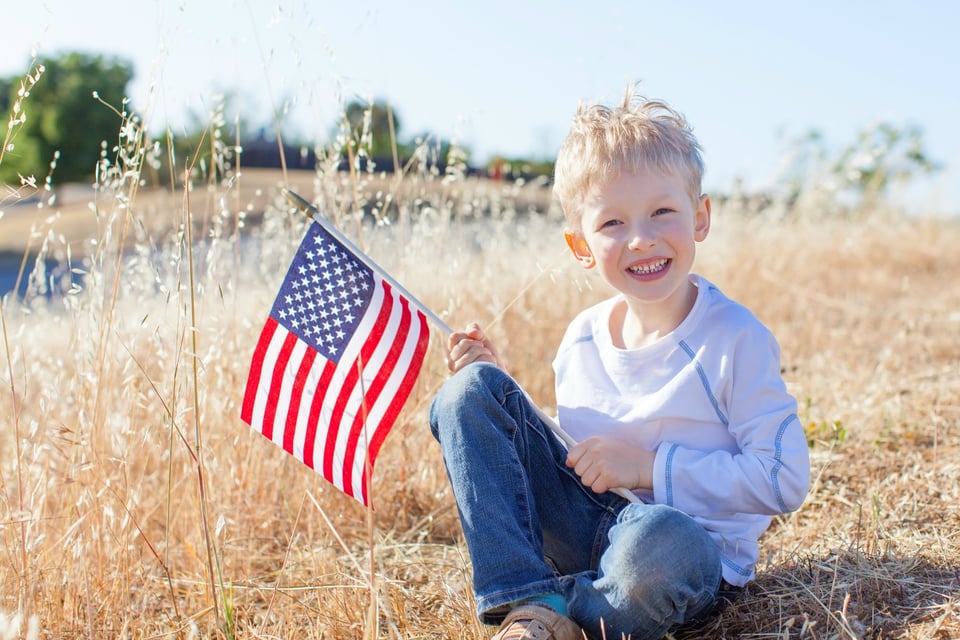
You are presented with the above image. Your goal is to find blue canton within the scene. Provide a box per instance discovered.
[270,223,374,362]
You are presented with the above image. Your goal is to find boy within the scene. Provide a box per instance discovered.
[429,85,810,640]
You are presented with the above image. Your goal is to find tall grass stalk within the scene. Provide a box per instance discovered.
[0,297,27,616]
[0,55,46,630]
[181,137,225,637]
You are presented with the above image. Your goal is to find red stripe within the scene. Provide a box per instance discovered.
[303,359,336,470]
[336,281,397,498]
[261,330,298,441]
[342,283,410,500]
[282,348,317,456]
[360,308,430,505]
[321,348,361,482]
[241,318,279,424]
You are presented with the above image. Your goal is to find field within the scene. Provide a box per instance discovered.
[1,166,958,639]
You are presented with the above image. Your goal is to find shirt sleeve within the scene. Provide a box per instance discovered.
[651,324,811,516]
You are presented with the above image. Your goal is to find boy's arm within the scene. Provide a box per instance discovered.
[446,322,504,373]
[653,328,811,516]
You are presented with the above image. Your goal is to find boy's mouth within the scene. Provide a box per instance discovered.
[627,258,669,275]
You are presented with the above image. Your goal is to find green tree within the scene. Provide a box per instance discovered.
[343,99,405,164]
[162,92,252,185]
[0,51,134,183]
[774,122,941,212]
[830,121,940,204]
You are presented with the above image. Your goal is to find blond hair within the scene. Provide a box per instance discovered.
[553,84,704,227]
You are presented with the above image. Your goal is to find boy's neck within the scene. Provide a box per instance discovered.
[610,280,699,349]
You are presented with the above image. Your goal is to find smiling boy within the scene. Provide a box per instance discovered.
[430,85,810,640]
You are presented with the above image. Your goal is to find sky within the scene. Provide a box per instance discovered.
[3,0,959,214]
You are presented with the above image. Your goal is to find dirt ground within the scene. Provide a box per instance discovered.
[1,168,318,254]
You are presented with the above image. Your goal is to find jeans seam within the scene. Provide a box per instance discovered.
[591,505,622,570]
[501,385,546,584]
[504,383,626,574]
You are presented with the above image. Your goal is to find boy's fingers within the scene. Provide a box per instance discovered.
[447,339,497,372]
[449,338,478,360]
[565,441,586,466]
[446,323,503,372]
[448,324,484,349]
[464,325,486,343]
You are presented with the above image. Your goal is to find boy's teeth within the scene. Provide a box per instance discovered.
[629,259,667,274]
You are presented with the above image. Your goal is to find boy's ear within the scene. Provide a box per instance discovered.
[564,230,596,269]
[694,194,712,242]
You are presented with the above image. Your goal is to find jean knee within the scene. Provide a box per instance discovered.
[606,504,720,595]
[429,362,508,440]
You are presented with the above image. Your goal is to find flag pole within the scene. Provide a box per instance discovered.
[283,189,640,505]
[284,189,453,335]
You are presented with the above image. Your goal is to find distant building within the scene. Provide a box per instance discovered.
[241,129,317,169]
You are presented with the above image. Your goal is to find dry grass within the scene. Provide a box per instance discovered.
[1,164,958,639]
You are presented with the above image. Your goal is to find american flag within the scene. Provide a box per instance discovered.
[241,221,430,506]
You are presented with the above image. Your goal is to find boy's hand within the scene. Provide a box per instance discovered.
[447,322,503,373]
[566,437,654,494]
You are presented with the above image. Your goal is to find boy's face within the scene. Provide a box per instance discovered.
[564,166,711,313]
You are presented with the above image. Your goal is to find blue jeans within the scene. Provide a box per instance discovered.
[429,363,724,640]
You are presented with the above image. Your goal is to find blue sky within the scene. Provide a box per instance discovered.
[4,1,958,214]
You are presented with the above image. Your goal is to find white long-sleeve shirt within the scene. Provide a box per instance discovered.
[553,275,810,586]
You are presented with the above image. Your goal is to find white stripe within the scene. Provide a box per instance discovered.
[272,338,308,448]
[348,300,424,498]
[309,277,388,489]
[290,354,325,462]
[339,286,406,495]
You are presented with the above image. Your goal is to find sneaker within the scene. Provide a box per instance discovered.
[491,604,582,640]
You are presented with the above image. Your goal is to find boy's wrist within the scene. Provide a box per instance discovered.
[635,448,655,490]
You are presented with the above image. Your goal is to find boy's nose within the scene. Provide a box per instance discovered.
[627,226,656,250]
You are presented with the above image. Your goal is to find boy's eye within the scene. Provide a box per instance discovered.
[599,219,621,229]
[653,208,674,216]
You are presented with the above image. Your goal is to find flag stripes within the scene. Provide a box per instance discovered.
[241,221,430,506]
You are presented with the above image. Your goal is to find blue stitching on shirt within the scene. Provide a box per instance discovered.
[721,555,752,578]
[678,340,728,426]
[771,414,798,512]
[664,443,678,506]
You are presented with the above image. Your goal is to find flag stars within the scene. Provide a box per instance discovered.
[271,226,376,361]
